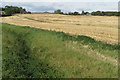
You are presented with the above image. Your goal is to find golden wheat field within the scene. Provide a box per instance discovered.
[1,13,118,44]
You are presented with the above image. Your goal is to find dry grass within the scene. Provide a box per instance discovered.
[1,13,118,44]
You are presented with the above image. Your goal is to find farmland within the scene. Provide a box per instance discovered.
[1,13,119,78]
[1,13,118,44]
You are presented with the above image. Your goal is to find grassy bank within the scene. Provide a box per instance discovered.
[2,23,119,78]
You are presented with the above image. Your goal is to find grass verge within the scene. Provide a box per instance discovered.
[2,23,119,78]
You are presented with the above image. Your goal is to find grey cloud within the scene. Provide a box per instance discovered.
[2,2,118,12]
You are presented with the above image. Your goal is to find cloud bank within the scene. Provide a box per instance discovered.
[2,2,118,12]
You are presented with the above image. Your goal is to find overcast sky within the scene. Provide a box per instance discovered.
[1,0,120,12]
[2,0,120,2]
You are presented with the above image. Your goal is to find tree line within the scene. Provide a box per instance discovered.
[91,11,120,16]
[0,6,31,16]
[0,6,119,16]
[54,9,120,16]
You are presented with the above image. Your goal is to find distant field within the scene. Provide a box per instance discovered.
[2,23,119,78]
[1,13,118,44]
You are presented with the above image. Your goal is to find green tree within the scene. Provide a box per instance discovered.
[3,6,28,16]
[73,11,79,15]
[82,10,85,15]
[54,10,63,14]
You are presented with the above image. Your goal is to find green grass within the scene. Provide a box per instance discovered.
[0,23,2,80]
[2,23,119,78]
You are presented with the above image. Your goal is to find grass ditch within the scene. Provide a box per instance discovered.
[2,23,119,78]
[2,23,63,78]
